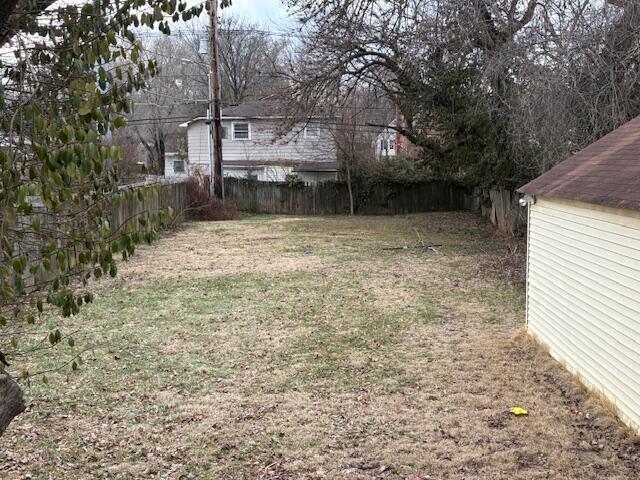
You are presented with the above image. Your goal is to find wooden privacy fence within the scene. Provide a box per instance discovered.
[485,188,527,235]
[12,178,188,293]
[112,178,188,231]
[20,178,188,259]
[466,187,528,236]
[225,178,470,215]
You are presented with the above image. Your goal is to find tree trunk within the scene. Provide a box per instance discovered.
[345,157,354,216]
[0,373,25,436]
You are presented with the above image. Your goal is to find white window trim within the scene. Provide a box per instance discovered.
[304,125,320,139]
[232,122,251,141]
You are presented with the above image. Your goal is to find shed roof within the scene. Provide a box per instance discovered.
[518,116,640,212]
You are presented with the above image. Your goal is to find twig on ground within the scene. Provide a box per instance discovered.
[259,459,284,479]
[413,228,426,248]
[381,244,442,252]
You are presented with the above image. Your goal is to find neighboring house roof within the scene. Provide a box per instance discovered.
[294,161,339,172]
[219,160,337,171]
[179,100,337,127]
[518,116,640,212]
[222,99,288,118]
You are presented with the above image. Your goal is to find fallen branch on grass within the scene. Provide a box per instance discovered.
[381,244,442,252]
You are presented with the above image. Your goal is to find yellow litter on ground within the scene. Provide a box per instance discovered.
[510,407,528,415]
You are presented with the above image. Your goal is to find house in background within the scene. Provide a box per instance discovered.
[375,119,397,158]
[374,108,416,159]
[167,100,338,183]
[519,116,640,433]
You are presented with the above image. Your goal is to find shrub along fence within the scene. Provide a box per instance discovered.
[225,178,470,215]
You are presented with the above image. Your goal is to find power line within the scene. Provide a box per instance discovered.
[133,27,311,40]
[123,115,393,133]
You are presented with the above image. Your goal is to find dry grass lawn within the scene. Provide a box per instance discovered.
[2,213,639,479]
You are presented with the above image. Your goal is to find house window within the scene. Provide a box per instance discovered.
[221,126,229,139]
[388,140,395,151]
[232,122,250,140]
[304,125,320,138]
[173,160,185,173]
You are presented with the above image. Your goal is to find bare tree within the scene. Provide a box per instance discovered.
[498,0,640,180]
[123,34,209,174]
[117,16,289,175]
[331,90,392,213]
[284,0,640,186]
[218,16,287,104]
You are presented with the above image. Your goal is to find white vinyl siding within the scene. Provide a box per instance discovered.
[224,167,262,180]
[527,197,640,432]
[184,119,337,166]
[185,121,211,174]
[297,171,338,183]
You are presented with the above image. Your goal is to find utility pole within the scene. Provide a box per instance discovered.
[208,0,224,200]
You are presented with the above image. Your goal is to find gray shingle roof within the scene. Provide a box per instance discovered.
[222,99,287,118]
[518,116,640,212]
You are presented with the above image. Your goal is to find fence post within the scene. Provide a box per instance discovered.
[312,184,316,215]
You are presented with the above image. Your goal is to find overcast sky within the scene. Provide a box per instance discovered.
[220,0,292,27]
[0,0,295,56]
